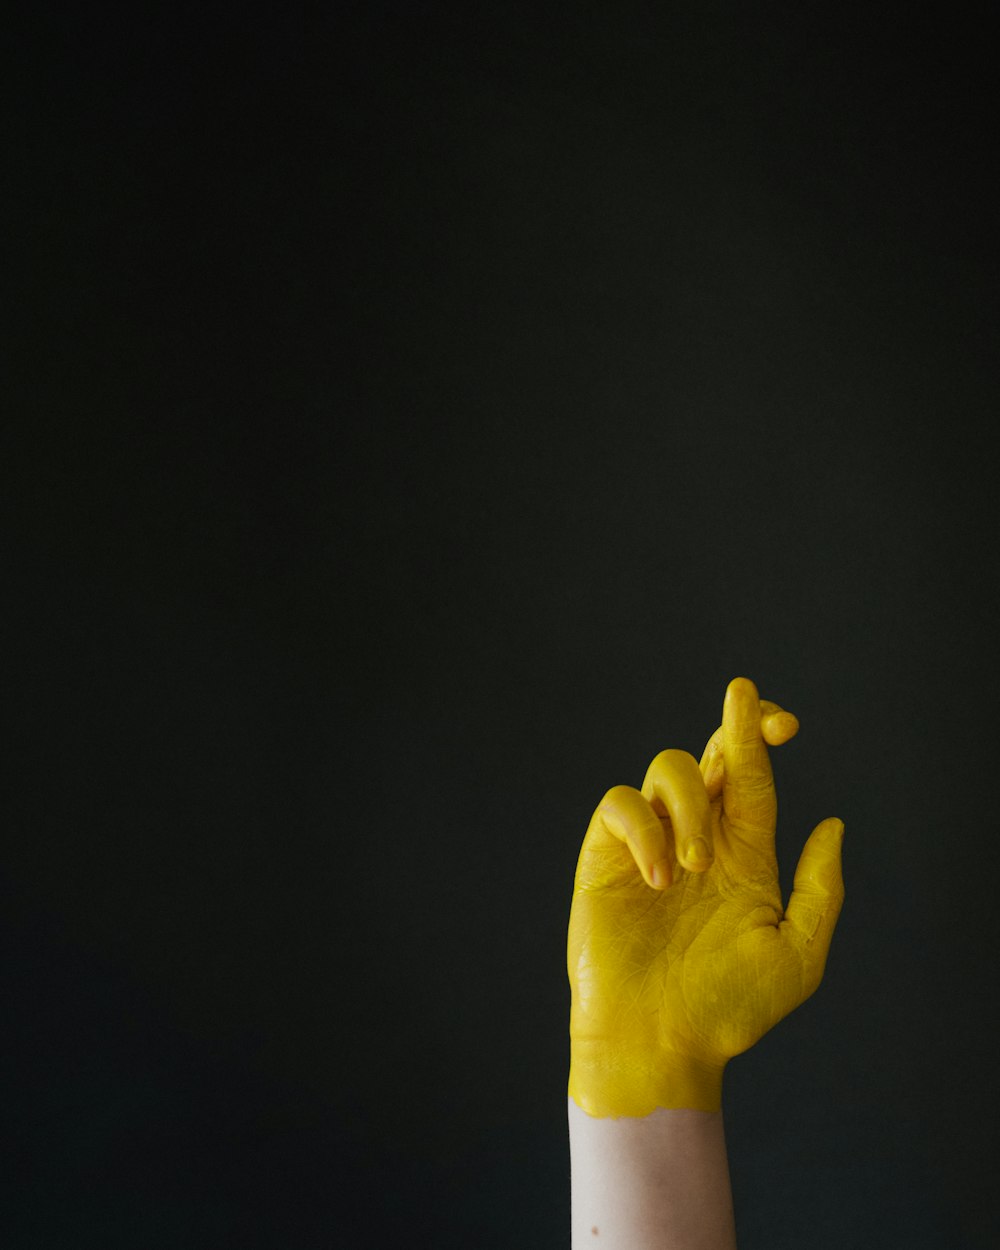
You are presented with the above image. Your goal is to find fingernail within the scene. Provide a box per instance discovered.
[685,837,712,867]
[651,861,671,889]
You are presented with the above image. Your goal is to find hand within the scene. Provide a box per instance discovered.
[567,677,845,1117]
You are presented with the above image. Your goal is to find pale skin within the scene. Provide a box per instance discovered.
[567,677,845,1248]
[569,1102,737,1249]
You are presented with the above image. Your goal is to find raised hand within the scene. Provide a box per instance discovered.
[567,677,845,1117]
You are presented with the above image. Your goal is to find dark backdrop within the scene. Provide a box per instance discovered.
[6,3,998,1246]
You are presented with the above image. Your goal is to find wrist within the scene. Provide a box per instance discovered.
[569,1040,726,1118]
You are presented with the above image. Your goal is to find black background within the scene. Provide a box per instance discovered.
[6,2,999,1246]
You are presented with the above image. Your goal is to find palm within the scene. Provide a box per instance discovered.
[570,804,802,1063]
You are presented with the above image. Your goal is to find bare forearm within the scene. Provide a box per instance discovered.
[568,1098,737,1250]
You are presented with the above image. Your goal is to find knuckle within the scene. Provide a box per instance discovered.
[647,747,697,773]
[600,783,639,808]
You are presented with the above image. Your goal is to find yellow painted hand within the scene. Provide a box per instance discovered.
[567,677,845,1117]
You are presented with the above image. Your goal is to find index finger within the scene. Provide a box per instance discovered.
[721,676,777,838]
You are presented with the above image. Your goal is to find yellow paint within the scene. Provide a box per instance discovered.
[567,677,844,1118]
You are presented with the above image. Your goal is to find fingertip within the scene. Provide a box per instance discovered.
[795,818,846,899]
[650,859,672,890]
[722,677,764,747]
[762,710,800,745]
[817,816,845,841]
[726,676,759,702]
[680,835,714,873]
[723,677,761,726]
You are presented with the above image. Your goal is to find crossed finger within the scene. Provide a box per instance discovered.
[580,680,799,893]
[700,691,799,800]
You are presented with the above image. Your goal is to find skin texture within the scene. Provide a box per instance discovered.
[568,1100,737,1249]
[567,677,845,1117]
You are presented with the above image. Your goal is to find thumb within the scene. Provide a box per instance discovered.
[781,817,845,996]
